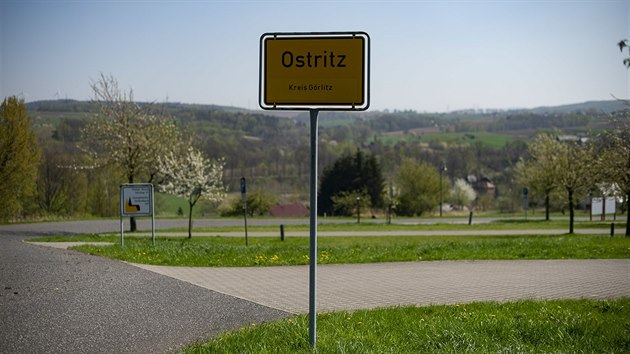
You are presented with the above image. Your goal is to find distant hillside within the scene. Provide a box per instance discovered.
[26,98,629,117]
[528,100,628,114]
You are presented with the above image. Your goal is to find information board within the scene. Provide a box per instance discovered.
[592,197,616,215]
[120,184,153,217]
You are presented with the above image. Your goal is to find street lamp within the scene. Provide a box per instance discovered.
[440,164,447,217]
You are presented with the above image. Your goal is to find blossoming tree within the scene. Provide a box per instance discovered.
[81,74,182,231]
[159,145,226,238]
[451,178,476,211]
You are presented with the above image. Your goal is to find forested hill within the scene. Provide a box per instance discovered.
[26,98,625,141]
[26,98,628,115]
[28,98,622,199]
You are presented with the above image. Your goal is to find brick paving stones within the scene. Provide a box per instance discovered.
[134,259,630,314]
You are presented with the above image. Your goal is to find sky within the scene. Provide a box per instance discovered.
[1,0,629,113]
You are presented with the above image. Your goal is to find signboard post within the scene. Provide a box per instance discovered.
[120,183,155,247]
[241,177,248,246]
[523,188,529,220]
[260,31,370,349]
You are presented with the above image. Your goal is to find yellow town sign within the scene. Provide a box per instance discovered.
[259,32,370,110]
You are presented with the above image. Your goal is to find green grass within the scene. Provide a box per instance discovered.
[154,192,220,217]
[420,131,515,148]
[44,233,630,267]
[151,219,624,233]
[184,298,630,353]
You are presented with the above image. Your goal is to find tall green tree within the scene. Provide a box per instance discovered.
[36,147,70,214]
[395,159,441,216]
[0,96,40,220]
[318,150,385,216]
[80,74,182,230]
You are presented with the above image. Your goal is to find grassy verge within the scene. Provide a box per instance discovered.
[42,233,630,267]
[184,298,630,353]
[137,219,626,233]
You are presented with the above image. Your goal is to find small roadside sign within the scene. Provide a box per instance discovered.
[240,177,247,208]
[119,183,155,246]
[120,184,153,217]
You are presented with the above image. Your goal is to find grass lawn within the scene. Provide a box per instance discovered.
[147,219,626,233]
[184,298,630,353]
[418,131,515,148]
[36,233,630,267]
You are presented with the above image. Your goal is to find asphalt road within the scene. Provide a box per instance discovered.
[0,214,623,236]
[0,228,289,353]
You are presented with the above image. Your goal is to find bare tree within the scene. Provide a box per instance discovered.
[80,74,182,230]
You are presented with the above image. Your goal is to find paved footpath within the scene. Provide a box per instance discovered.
[134,259,630,314]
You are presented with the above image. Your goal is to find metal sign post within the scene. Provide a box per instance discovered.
[259,31,370,349]
[241,177,248,246]
[523,187,529,221]
[308,109,318,348]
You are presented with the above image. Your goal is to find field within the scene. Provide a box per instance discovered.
[377,130,516,148]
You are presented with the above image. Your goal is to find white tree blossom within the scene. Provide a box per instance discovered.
[158,145,226,238]
[451,178,476,210]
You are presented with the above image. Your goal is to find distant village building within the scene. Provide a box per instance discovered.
[466,175,496,193]
[478,177,496,192]
[270,203,309,217]
[556,135,589,144]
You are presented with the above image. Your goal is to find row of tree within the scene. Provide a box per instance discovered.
[1,75,227,237]
[317,149,479,218]
[516,126,630,235]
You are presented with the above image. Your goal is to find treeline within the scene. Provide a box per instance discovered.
[15,97,622,221]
